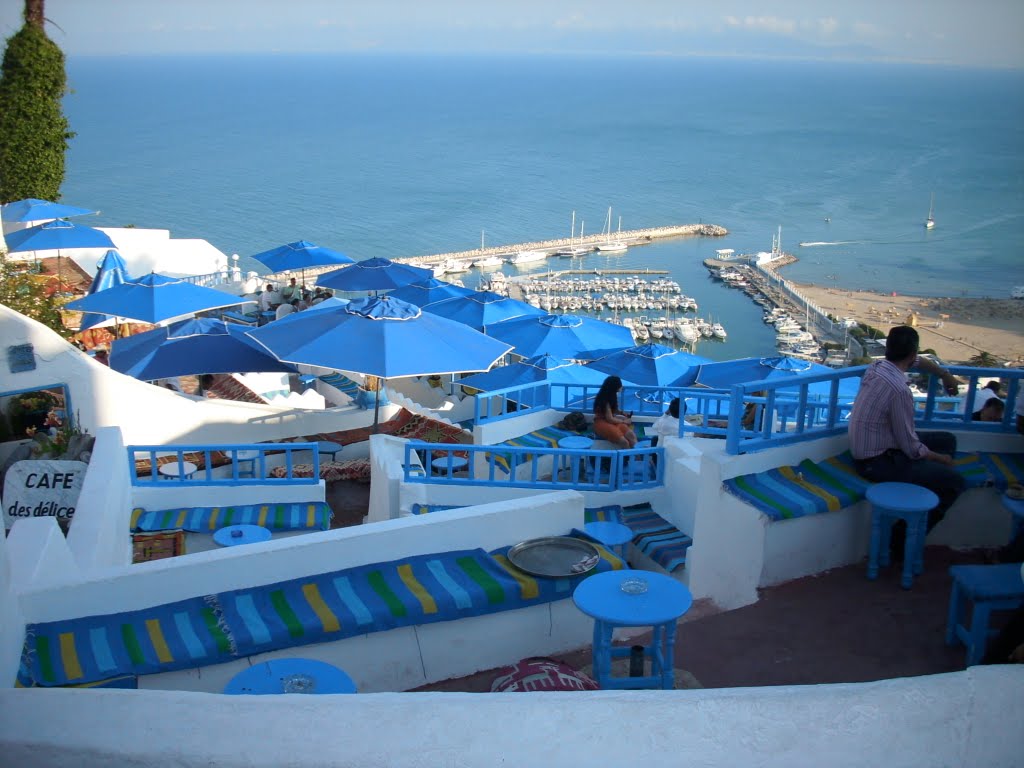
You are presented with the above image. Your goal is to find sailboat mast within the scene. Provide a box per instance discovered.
[570,210,576,246]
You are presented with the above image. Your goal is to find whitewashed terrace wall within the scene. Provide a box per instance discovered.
[2,666,1021,768]
[0,306,379,445]
[8,486,587,692]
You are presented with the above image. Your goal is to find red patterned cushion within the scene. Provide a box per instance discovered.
[490,657,599,692]
[269,459,372,482]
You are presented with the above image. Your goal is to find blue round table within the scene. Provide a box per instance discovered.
[213,524,272,548]
[557,435,593,482]
[573,570,692,690]
[223,658,357,695]
[584,521,634,562]
[866,482,939,589]
[430,455,468,475]
[316,441,343,463]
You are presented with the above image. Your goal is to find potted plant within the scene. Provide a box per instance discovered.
[6,390,59,437]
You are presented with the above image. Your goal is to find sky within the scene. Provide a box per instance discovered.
[0,0,1022,68]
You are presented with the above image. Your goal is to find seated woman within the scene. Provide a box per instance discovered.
[592,375,637,449]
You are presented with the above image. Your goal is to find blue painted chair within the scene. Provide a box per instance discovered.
[866,482,939,589]
[945,563,1024,666]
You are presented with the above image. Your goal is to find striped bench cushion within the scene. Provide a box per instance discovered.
[131,502,332,533]
[488,426,576,475]
[318,372,361,397]
[724,451,1024,522]
[19,545,624,687]
[620,504,691,572]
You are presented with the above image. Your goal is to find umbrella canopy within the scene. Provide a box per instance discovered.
[250,240,353,277]
[79,250,132,332]
[586,343,710,387]
[457,353,606,408]
[424,290,543,331]
[694,356,860,400]
[64,272,249,325]
[1,198,96,223]
[316,257,432,293]
[484,313,634,360]
[110,317,298,380]
[3,219,114,252]
[246,294,512,427]
[387,277,475,308]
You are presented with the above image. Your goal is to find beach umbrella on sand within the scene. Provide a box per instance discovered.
[79,250,132,332]
[585,343,710,387]
[484,313,634,361]
[250,240,354,284]
[65,272,250,325]
[387,277,475,308]
[110,317,297,380]
[1,198,96,223]
[457,353,607,407]
[424,290,543,331]
[316,257,432,293]
[246,294,512,429]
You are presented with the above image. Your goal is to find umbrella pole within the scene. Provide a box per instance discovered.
[372,379,384,433]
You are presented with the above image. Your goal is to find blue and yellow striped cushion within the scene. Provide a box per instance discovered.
[131,502,332,533]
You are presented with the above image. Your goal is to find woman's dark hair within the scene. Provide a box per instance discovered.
[667,398,681,419]
[594,375,623,415]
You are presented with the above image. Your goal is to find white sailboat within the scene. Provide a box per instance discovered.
[595,207,627,253]
[556,211,590,257]
[924,194,935,229]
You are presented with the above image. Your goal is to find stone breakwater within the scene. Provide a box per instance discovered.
[399,223,728,265]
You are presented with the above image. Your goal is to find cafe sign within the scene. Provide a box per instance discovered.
[3,460,87,530]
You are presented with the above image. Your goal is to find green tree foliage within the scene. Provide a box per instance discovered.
[967,351,1000,368]
[0,1,74,203]
[0,254,70,338]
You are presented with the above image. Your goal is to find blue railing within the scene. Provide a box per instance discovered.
[402,440,663,492]
[128,443,322,486]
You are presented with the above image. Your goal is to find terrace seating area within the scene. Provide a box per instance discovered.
[17,539,625,689]
[724,450,1024,522]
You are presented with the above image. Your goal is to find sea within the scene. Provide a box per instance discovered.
[58,54,1024,361]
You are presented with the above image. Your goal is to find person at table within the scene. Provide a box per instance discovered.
[593,375,637,448]
[258,283,279,312]
[848,325,965,554]
[281,277,301,303]
[650,398,681,445]
[965,380,1001,418]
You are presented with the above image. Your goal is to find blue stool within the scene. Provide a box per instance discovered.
[866,482,939,589]
[945,563,1024,666]
[1001,493,1024,542]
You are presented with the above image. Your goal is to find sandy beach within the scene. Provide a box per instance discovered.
[791,281,1024,365]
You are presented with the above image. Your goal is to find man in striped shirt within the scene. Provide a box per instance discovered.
[849,326,966,552]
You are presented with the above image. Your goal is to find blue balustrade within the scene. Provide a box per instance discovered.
[402,440,663,492]
[128,443,322,486]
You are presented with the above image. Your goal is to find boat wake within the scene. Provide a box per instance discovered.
[797,240,860,247]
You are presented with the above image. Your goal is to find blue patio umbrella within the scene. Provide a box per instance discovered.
[387,277,475,308]
[694,355,861,405]
[250,240,354,283]
[3,218,114,252]
[585,344,710,387]
[484,313,634,361]
[110,317,297,380]
[65,272,249,325]
[316,257,433,293]
[1,198,96,223]
[246,294,512,428]
[457,353,607,408]
[424,290,543,331]
[79,250,132,332]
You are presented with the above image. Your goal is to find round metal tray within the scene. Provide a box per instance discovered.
[506,537,600,578]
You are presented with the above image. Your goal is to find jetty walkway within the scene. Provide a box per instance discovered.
[399,223,727,267]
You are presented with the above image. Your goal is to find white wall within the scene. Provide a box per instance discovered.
[0,305,379,447]
[2,666,1021,768]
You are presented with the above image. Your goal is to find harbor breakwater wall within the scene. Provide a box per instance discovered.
[401,223,728,266]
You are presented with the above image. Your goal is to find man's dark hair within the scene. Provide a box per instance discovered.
[984,381,1001,393]
[885,325,919,362]
[667,398,680,419]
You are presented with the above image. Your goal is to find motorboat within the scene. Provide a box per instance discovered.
[711,322,727,339]
[508,250,548,265]
[473,255,504,269]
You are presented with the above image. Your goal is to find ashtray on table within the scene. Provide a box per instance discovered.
[620,577,649,594]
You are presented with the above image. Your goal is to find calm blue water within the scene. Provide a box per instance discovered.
[59,54,1024,360]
